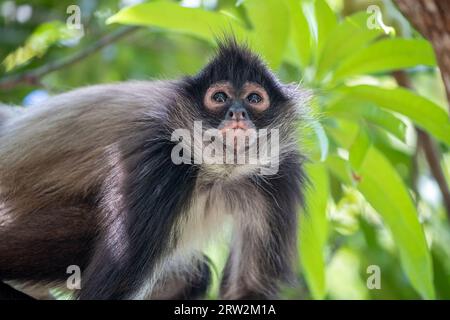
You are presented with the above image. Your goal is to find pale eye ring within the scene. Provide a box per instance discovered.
[241,82,270,112]
[247,92,262,104]
[212,91,228,103]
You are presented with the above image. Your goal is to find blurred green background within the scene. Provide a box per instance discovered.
[1,0,450,300]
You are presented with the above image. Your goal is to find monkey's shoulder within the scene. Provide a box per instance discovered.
[42,80,180,115]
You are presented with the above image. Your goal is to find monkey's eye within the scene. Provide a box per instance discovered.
[247,93,262,104]
[212,92,228,103]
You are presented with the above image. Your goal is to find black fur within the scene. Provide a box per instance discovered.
[166,255,212,300]
[77,123,199,299]
[183,257,211,299]
[183,38,290,129]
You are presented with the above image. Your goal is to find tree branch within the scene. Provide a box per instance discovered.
[0,26,139,90]
[395,0,450,111]
[393,70,450,219]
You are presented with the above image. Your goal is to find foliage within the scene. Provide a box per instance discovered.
[1,0,450,300]
[2,20,78,72]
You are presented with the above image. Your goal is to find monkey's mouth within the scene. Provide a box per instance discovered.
[219,120,251,132]
[220,121,253,143]
[218,121,257,152]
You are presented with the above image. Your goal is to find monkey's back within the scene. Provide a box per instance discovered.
[0,81,176,282]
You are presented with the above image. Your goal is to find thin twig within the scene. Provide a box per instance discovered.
[0,26,139,90]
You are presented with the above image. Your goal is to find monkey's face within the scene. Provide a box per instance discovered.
[203,81,267,139]
[186,40,295,139]
[200,78,289,154]
[180,39,302,171]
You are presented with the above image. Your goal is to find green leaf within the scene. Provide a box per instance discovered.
[108,0,288,68]
[326,155,353,184]
[316,12,384,81]
[326,247,369,299]
[314,0,337,57]
[332,39,436,82]
[339,85,450,145]
[284,0,312,67]
[327,98,407,141]
[325,118,360,150]
[107,1,246,42]
[314,120,329,162]
[244,0,290,68]
[358,146,435,299]
[349,127,371,171]
[2,21,80,72]
[300,162,330,299]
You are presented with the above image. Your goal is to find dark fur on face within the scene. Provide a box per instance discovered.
[0,38,307,300]
[182,38,296,130]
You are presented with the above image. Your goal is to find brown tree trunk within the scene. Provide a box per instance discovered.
[396,0,450,110]
[395,1,450,218]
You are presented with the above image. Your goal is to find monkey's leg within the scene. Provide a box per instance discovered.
[220,157,303,300]
[149,254,211,300]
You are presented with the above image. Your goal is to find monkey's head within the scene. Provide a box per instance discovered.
[185,38,302,132]
[179,38,306,173]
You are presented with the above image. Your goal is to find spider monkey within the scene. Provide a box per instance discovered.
[0,38,307,300]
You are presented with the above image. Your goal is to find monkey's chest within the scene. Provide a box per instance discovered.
[176,191,230,254]
[175,181,256,254]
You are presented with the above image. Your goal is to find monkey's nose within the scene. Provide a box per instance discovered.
[226,108,248,121]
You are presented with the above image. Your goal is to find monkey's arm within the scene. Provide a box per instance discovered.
[78,134,198,300]
[220,154,305,299]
